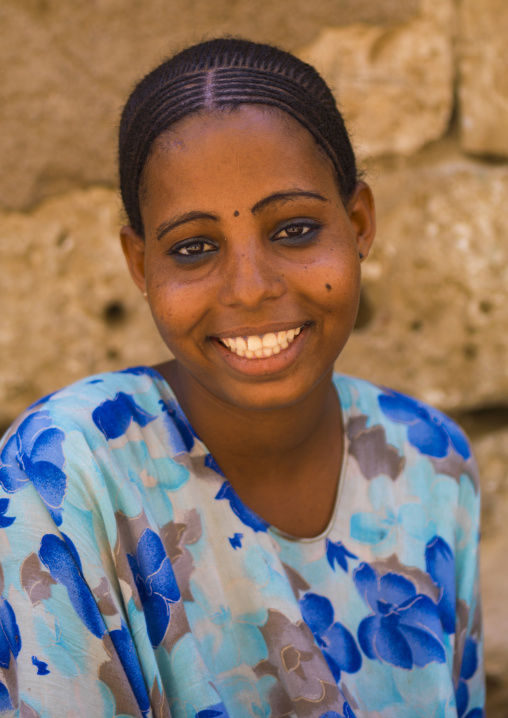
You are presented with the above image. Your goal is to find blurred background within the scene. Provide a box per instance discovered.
[1,0,507,712]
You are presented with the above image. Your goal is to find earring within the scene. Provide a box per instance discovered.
[143,292,148,299]
[359,252,364,259]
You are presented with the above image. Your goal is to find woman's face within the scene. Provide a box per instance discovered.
[121,105,375,412]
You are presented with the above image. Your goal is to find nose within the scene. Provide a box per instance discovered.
[218,241,285,309]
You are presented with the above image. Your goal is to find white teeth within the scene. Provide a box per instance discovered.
[247,336,263,351]
[218,324,305,360]
[262,333,278,348]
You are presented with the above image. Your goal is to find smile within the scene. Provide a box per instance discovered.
[217,325,305,359]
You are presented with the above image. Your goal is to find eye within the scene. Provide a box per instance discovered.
[169,239,218,262]
[272,221,320,244]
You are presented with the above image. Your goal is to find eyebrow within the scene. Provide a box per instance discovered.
[156,211,219,241]
[155,190,329,240]
[250,190,329,215]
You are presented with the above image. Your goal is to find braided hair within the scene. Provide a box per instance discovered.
[119,37,359,237]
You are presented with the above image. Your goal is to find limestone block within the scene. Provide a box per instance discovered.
[470,426,508,711]
[0,188,169,428]
[0,0,418,213]
[298,0,455,158]
[336,155,508,413]
[459,0,508,158]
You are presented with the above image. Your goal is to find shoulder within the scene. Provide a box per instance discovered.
[2,366,165,440]
[0,367,173,490]
[334,373,479,492]
[0,366,193,527]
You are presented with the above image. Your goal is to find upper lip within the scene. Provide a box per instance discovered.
[211,321,309,339]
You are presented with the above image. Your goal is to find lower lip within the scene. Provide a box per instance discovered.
[210,326,310,376]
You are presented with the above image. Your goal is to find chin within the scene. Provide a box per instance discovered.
[215,369,333,413]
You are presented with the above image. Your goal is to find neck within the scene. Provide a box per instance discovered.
[159,360,341,477]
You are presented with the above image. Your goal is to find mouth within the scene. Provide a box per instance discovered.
[214,324,308,359]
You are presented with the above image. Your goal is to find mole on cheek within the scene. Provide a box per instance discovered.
[325,283,332,291]
[234,210,239,217]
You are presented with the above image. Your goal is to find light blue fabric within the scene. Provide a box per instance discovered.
[0,368,484,717]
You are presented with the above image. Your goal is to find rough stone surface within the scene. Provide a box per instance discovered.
[298,0,455,159]
[455,419,508,710]
[0,0,419,212]
[459,0,508,158]
[0,187,169,428]
[337,152,508,414]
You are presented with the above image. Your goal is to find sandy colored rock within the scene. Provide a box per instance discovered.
[298,0,455,159]
[0,0,418,213]
[472,427,508,541]
[0,187,169,428]
[465,425,508,709]
[459,0,508,158]
[336,154,508,413]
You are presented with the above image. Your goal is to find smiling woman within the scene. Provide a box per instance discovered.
[0,38,484,718]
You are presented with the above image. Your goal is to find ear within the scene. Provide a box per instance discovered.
[347,181,376,260]
[120,225,147,294]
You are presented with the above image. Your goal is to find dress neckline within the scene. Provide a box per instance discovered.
[142,365,351,544]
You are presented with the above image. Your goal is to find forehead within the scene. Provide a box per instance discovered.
[146,105,337,187]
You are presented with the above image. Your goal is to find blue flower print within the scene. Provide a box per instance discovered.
[126,528,180,647]
[215,482,269,533]
[195,704,229,718]
[319,705,356,718]
[351,501,434,558]
[229,533,243,549]
[300,593,361,682]
[425,536,455,634]
[0,597,21,668]
[109,620,150,717]
[31,655,50,675]
[39,533,105,638]
[0,499,15,529]
[353,563,446,669]
[27,390,59,409]
[206,453,225,476]
[0,681,13,711]
[456,636,479,718]
[326,540,357,572]
[119,366,161,378]
[0,411,67,525]
[159,398,195,453]
[378,389,471,460]
[92,392,156,440]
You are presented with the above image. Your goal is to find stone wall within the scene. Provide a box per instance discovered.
[1,0,507,711]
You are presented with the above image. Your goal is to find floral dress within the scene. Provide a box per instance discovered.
[0,368,484,717]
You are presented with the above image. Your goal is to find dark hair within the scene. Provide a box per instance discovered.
[119,37,359,237]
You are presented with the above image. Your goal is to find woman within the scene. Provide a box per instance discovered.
[0,38,483,717]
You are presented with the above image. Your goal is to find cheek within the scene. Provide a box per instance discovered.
[144,267,192,337]
[306,245,361,308]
